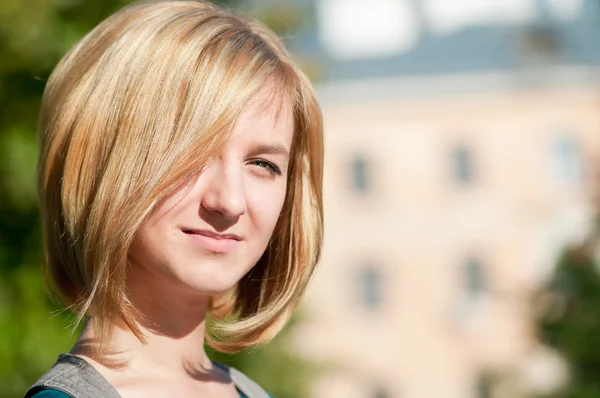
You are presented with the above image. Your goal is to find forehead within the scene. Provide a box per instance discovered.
[230,89,294,146]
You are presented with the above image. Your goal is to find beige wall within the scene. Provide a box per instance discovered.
[297,74,600,398]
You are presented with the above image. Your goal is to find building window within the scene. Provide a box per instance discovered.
[452,144,475,185]
[372,384,391,398]
[359,265,382,310]
[455,257,489,323]
[477,374,494,398]
[464,257,486,300]
[351,154,370,194]
[550,134,583,185]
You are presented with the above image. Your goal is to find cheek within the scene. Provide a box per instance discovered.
[132,184,191,256]
[129,223,164,268]
[128,210,180,272]
[247,183,287,235]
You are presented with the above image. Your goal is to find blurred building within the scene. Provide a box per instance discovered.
[257,0,600,397]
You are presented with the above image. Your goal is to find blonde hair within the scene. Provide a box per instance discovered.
[37,0,323,353]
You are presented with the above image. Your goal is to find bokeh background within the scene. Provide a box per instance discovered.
[1,0,599,397]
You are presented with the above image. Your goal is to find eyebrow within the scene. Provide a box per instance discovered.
[248,143,290,158]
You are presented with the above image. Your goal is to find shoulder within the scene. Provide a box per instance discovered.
[25,353,120,398]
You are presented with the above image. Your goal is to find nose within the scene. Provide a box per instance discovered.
[200,158,246,220]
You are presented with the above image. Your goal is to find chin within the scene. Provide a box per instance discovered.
[177,266,245,296]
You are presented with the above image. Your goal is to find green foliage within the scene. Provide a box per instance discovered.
[0,2,140,395]
[534,233,600,398]
[0,0,315,397]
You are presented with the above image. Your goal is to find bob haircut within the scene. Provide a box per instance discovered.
[37,0,323,353]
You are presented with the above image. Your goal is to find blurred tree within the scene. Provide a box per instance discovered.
[0,0,317,397]
[534,243,600,398]
[533,166,600,398]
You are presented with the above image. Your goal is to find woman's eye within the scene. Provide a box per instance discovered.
[250,160,282,176]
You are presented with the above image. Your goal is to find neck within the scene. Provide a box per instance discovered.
[73,267,213,379]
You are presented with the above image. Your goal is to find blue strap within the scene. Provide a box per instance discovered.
[27,390,70,398]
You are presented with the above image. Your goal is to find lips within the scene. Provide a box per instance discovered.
[181,228,242,253]
[181,228,242,241]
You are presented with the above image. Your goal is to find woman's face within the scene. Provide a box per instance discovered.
[128,94,294,298]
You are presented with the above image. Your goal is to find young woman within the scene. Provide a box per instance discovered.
[24,1,324,397]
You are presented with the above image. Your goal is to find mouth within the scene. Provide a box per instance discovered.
[181,228,242,253]
[181,228,242,241]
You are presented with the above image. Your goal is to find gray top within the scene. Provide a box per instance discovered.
[25,353,270,398]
